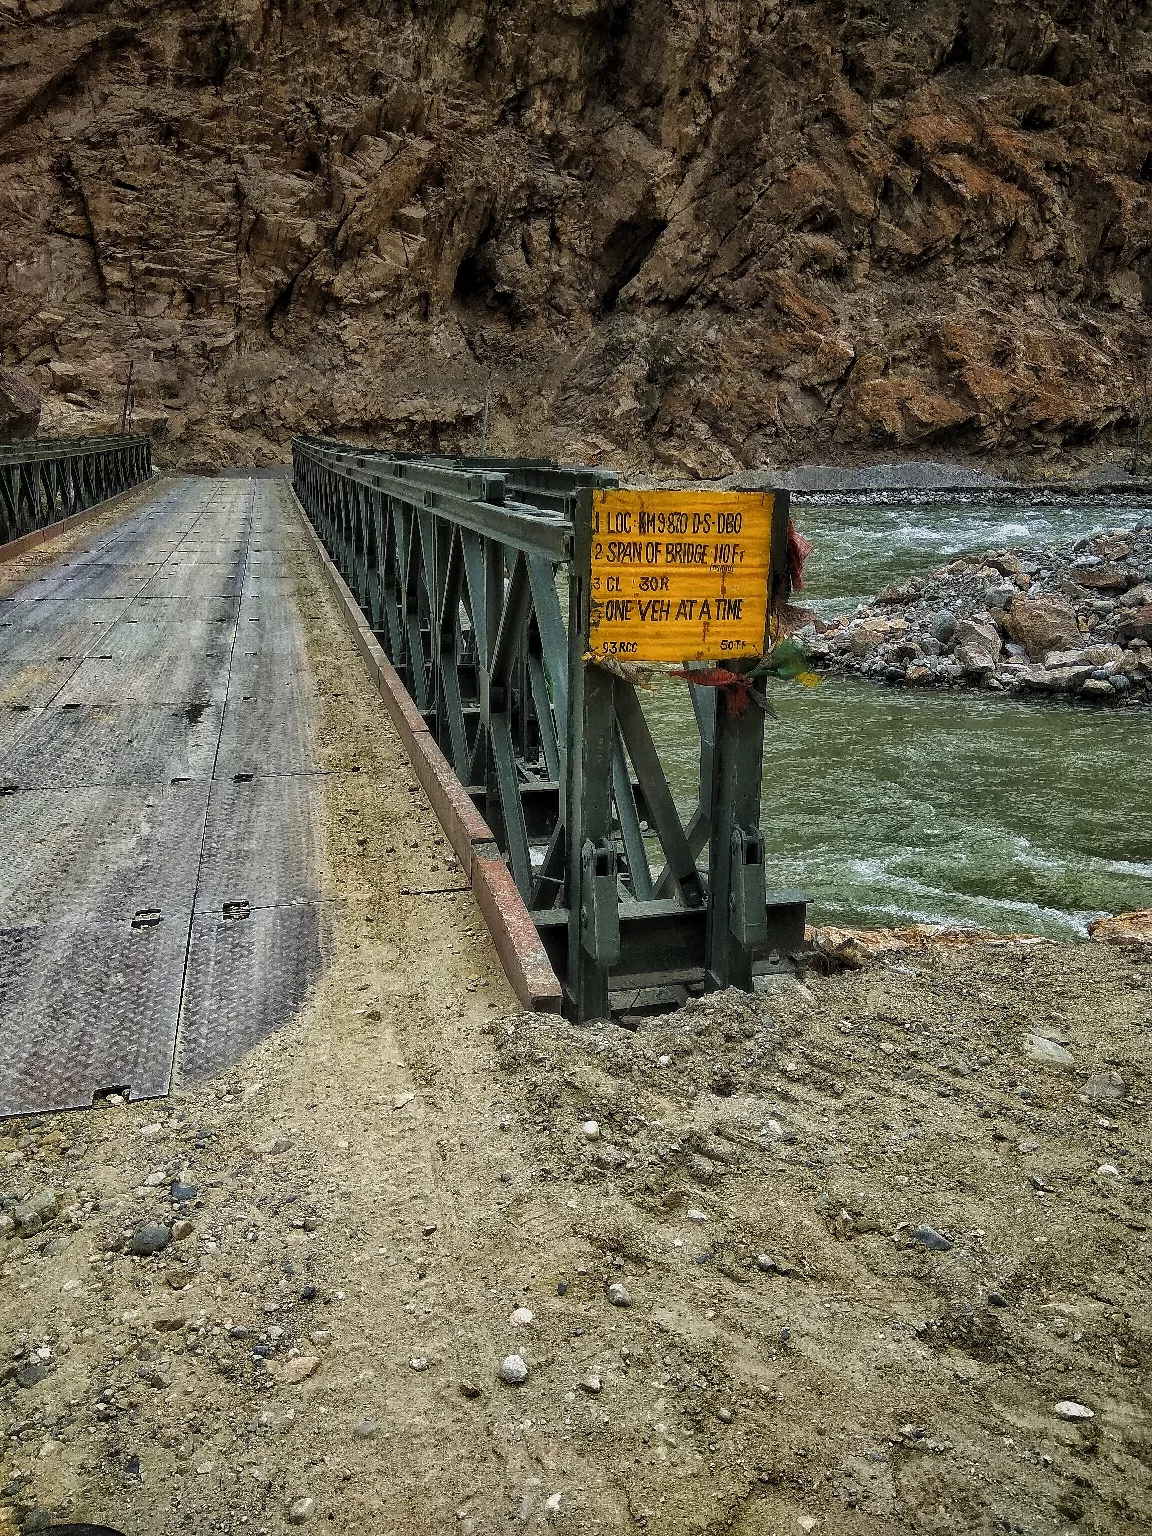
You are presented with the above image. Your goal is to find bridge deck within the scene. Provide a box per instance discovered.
[0,476,329,1116]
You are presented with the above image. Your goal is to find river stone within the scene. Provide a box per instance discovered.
[931,610,957,642]
[607,1281,632,1307]
[274,1354,320,1384]
[911,1225,953,1252]
[14,1188,57,1235]
[1082,1070,1127,1103]
[954,616,1002,658]
[1024,1033,1074,1067]
[1002,595,1080,659]
[499,1354,528,1385]
[128,1223,172,1256]
[1053,1400,1094,1421]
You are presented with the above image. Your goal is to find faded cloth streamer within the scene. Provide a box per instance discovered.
[668,666,765,719]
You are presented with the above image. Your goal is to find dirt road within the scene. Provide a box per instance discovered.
[2,488,1149,1535]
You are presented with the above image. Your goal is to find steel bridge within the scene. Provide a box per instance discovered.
[292,435,807,1023]
[0,433,152,549]
[0,430,805,1117]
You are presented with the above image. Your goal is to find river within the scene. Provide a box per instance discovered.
[641,491,1152,938]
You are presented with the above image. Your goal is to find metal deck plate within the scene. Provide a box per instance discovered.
[0,914,190,1116]
[0,615,112,662]
[176,903,326,1083]
[215,688,319,777]
[0,780,209,923]
[195,774,323,911]
[1,476,332,1115]
[0,659,77,708]
[55,646,232,705]
[0,702,222,789]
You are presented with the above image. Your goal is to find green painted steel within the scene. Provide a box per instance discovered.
[0,433,152,549]
[292,434,807,1022]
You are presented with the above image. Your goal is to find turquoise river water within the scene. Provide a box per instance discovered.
[641,493,1152,938]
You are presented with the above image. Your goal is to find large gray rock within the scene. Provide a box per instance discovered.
[0,370,41,442]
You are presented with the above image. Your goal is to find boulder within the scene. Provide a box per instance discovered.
[1115,605,1152,645]
[955,643,996,676]
[1088,910,1152,948]
[1068,563,1132,591]
[848,618,893,657]
[0,369,41,441]
[1002,595,1081,660]
[953,615,1002,659]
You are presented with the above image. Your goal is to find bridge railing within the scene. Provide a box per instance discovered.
[292,434,806,1022]
[0,434,153,550]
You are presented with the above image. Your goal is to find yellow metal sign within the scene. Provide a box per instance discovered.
[587,488,774,663]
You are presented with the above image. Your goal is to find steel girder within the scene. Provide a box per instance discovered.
[292,434,806,1021]
[0,434,152,549]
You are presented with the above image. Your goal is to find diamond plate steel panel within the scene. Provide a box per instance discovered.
[195,774,323,911]
[128,595,240,625]
[176,903,326,1083]
[0,702,222,789]
[0,780,209,922]
[0,618,111,664]
[0,705,39,760]
[0,659,76,708]
[215,685,319,777]
[0,597,134,626]
[0,914,191,1115]
[55,643,232,705]
[143,567,243,599]
[20,564,161,601]
[103,616,236,663]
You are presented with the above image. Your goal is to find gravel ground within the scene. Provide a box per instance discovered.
[1,495,1150,1536]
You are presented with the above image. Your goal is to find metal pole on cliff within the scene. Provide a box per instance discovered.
[480,377,490,456]
[118,361,134,436]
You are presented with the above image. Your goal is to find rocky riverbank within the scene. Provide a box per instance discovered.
[803,523,1152,704]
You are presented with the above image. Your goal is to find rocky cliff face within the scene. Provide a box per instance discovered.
[2,0,1150,474]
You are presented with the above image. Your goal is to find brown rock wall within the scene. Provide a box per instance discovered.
[1,0,1150,471]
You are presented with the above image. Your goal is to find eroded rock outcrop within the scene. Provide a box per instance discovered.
[1,2,1150,471]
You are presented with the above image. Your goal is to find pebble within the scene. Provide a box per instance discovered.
[1098,1163,1121,1178]
[1023,1033,1074,1067]
[1053,1400,1094,1421]
[657,1055,672,1068]
[756,1255,777,1273]
[171,1218,194,1241]
[499,1354,529,1385]
[165,1266,194,1290]
[354,1419,379,1438]
[459,1379,482,1399]
[686,1209,708,1223]
[510,1307,534,1326]
[288,1496,315,1524]
[275,1354,320,1385]
[544,1492,562,1516]
[14,1188,57,1235]
[169,1181,198,1203]
[579,1374,602,1394]
[128,1223,172,1256]
[410,1356,428,1371]
[717,1406,733,1423]
[582,1120,600,1141]
[606,1282,631,1308]
[911,1225,953,1252]
[987,1292,1008,1308]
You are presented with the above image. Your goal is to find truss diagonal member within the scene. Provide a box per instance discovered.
[611,730,654,901]
[613,678,705,909]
